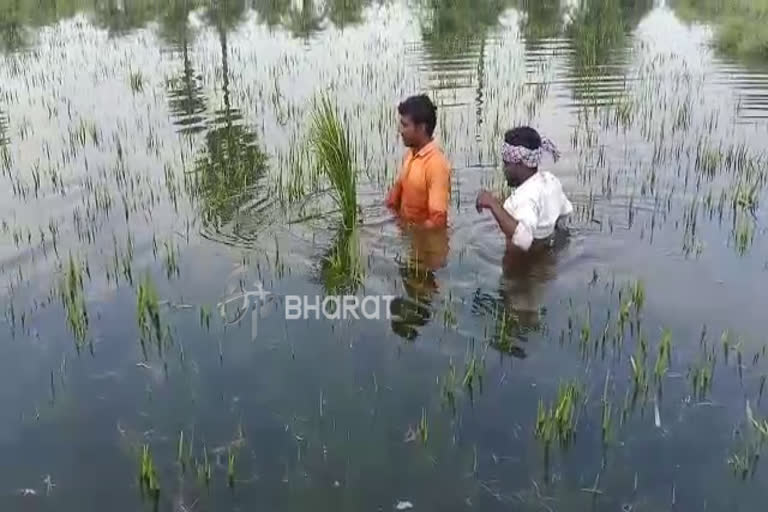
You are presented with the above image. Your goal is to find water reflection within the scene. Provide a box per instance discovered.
[562,0,653,108]
[190,14,268,228]
[0,0,373,49]
[92,0,164,36]
[417,0,511,136]
[162,1,207,136]
[326,0,369,28]
[253,0,291,27]
[0,1,28,53]
[473,234,568,357]
[284,0,327,39]
[0,107,8,148]
[515,0,562,40]
[390,225,449,341]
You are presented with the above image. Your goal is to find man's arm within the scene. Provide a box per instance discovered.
[476,190,535,250]
[476,191,518,237]
[386,155,409,210]
[386,179,403,210]
[424,160,450,228]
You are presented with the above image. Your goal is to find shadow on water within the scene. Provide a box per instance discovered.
[389,225,449,341]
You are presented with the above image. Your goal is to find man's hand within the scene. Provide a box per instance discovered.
[476,190,498,213]
[476,189,521,241]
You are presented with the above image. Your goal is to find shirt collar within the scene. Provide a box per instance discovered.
[414,140,437,158]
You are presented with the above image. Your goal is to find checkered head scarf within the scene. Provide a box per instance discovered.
[501,136,561,168]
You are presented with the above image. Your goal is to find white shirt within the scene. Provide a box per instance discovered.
[503,171,573,251]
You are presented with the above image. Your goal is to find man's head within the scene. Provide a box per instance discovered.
[398,95,437,149]
[502,126,541,187]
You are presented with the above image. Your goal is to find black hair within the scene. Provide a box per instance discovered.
[504,126,541,150]
[398,95,437,137]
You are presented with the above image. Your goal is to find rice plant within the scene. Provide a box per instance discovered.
[417,407,429,445]
[137,274,162,347]
[535,380,583,449]
[139,444,160,500]
[320,225,364,294]
[227,447,237,488]
[309,94,358,229]
[59,255,89,347]
[654,329,672,382]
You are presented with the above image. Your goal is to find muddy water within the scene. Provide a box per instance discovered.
[1,1,767,510]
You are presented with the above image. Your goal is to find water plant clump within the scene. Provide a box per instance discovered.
[535,380,584,449]
[309,94,358,229]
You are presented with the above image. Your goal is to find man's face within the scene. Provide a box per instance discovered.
[504,161,528,188]
[399,114,423,148]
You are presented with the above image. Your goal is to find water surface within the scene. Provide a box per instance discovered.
[1,1,768,510]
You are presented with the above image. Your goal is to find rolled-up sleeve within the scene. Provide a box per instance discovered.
[504,199,538,251]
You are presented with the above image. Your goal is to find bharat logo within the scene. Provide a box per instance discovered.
[217,281,396,340]
[217,281,272,341]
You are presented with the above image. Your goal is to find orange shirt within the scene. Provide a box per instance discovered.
[386,141,451,227]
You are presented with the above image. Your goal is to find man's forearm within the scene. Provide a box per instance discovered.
[488,200,518,238]
[386,181,402,209]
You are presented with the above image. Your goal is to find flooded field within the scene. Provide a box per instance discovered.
[1,0,768,510]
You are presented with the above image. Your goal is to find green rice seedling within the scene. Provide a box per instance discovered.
[199,305,211,330]
[163,241,180,279]
[441,359,458,414]
[309,95,358,229]
[196,445,212,486]
[59,255,88,347]
[733,214,754,255]
[320,225,363,294]
[139,444,160,499]
[463,351,484,399]
[535,380,583,449]
[631,280,645,316]
[601,372,613,443]
[689,356,715,400]
[630,338,649,402]
[491,307,521,354]
[227,447,236,488]
[654,329,672,382]
[177,430,185,471]
[137,274,162,347]
[618,296,631,337]
[728,449,756,480]
[722,330,732,364]
[417,407,429,445]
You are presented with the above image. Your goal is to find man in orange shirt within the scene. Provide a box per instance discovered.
[385,95,451,229]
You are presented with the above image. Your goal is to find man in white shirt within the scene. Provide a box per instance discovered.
[476,126,573,251]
